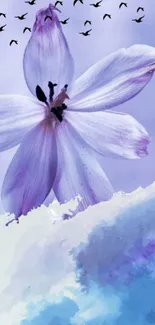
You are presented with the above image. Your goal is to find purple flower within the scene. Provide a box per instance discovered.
[1,3,155,222]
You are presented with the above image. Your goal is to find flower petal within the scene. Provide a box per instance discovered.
[23,4,74,98]
[65,110,150,159]
[2,119,57,219]
[53,121,113,214]
[0,95,45,152]
[68,45,155,112]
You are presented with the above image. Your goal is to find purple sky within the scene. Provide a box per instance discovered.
[0,0,155,213]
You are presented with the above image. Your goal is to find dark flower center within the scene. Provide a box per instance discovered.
[36,82,68,122]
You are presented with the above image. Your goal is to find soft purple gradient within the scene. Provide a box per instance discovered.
[23,3,74,97]
[2,120,58,219]
[0,0,155,214]
[66,110,150,159]
[0,95,45,151]
[53,120,113,210]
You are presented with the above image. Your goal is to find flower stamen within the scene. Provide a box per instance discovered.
[48,81,57,102]
[36,85,48,106]
[50,83,69,122]
[35,83,69,122]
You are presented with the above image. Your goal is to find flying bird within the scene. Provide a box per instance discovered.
[55,0,63,6]
[23,27,31,33]
[0,13,6,18]
[60,18,70,24]
[90,0,102,8]
[132,15,145,23]
[119,2,127,8]
[79,29,92,36]
[25,0,36,5]
[137,7,144,12]
[15,13,28,20]
[0,24,6,31]
[73,0,83,5]
[10,40,18,46]
[84,20,91,26]
[44,16,53,22]
[103,14,111,20]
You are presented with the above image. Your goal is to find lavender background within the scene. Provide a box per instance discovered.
[0,0,155,213]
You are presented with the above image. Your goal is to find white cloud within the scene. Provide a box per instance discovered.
[1,183,155,324]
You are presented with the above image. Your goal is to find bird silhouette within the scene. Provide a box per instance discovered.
[103,14,111,20]
[90,0,102,7]
[79,29,92,36]
[119,2,127,8]
[73,0,83,6]
[0,13,6,18]
[132,15,145,23]
[0,24,6,31]
[137,7,144,12]
[25,0,36,5]
[10,40,18,46]
[84,20,91,26]
[55,0,63,6]
[44,15,53,22]
[60,18,70,24]
[23,27,31,33]
[15,13,28,20]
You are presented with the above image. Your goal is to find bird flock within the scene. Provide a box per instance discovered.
[0,4,32,46]
[0,0,146,44]
[75,1,145,36]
